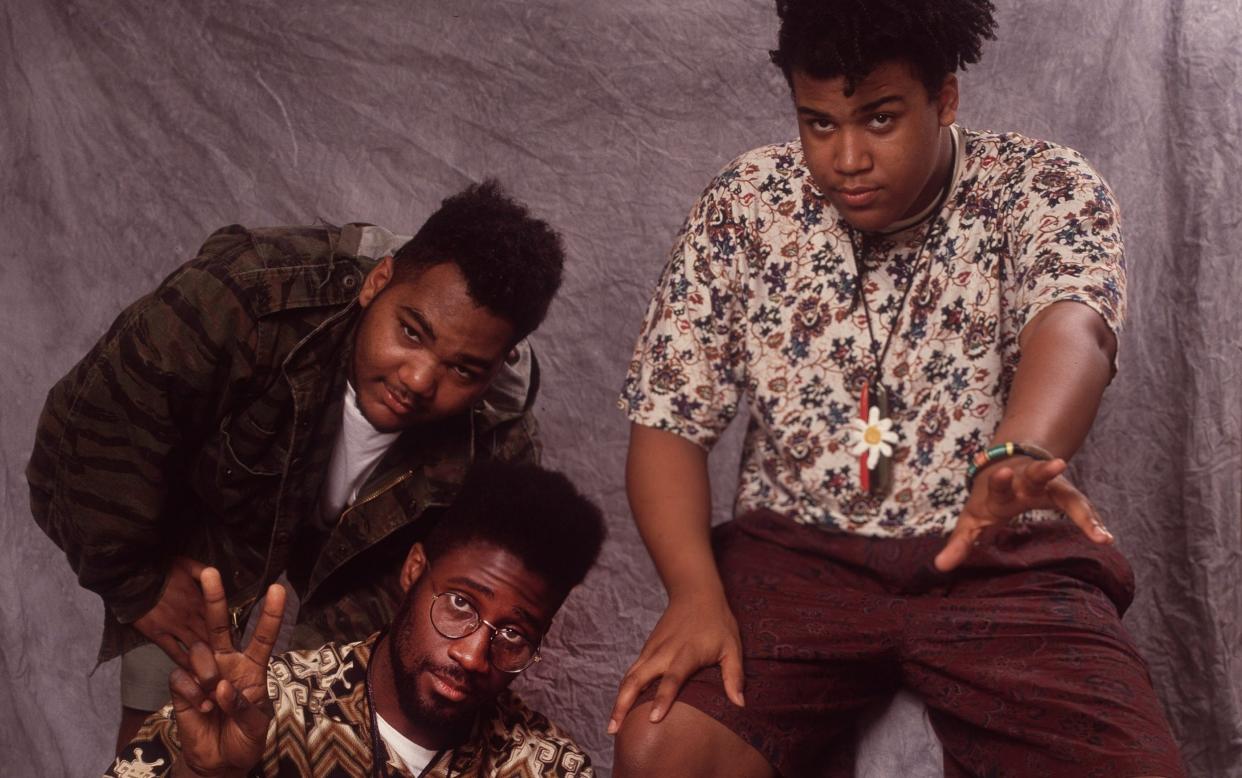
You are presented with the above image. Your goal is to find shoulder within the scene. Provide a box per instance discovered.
[959,127,1113,192]
[268,637,372,702]
[697,140,811,205]
[172,223,373,317]
[482,690,593,776]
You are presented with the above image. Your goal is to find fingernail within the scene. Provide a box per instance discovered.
[737,692,746,707]
[649,707,662,723]
[200,700,213,713]
[606,720,618,735]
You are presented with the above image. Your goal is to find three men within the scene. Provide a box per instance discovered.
[28,180,564,746]
[107,461,605,778]
[612,1,1184,775]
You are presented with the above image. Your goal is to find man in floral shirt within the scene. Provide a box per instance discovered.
[609,1,1184,776]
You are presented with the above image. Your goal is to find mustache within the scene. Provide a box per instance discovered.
[414,658,477,695]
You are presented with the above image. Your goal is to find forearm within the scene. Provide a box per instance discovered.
[625,423,723,600]
[991,301,1117,459]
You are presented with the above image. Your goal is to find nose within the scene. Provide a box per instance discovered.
[833,129,872,176]
[398,355,437,400]
[447,627,492,674]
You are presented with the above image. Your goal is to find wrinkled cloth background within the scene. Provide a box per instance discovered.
[2,1,1239,776]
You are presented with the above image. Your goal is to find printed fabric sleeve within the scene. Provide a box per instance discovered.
[618,172,752,449]
[1002,147,1127,344]
[104,706,180,778]
[104,703,268,778]
[28,226,263,624]
[469,692,594,778]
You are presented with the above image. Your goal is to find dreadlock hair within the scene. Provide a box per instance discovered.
[392,179,565,341]
[769,0,998,96]
[421,461,607,602]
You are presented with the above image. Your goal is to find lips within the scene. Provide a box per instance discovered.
[834,186,880,209]
[381,383,416,417]
[427,669,471,703]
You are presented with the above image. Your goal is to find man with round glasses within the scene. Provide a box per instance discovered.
[106,461,606,778]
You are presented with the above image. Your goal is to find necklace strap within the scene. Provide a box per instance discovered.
[848,213,943,391]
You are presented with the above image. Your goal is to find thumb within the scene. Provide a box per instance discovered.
[720,647,746,708]
[933,524,975,573]
[177,557,208,580]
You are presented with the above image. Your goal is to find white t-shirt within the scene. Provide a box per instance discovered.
[375,711,438,774]
[318,382,402,524]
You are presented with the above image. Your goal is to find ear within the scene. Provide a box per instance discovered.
[357,255,395,308]
[399,542,429,594]
[936,74,959,127]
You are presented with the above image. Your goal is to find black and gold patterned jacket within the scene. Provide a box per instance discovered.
[28,223,540,663]
[106,634,593,778]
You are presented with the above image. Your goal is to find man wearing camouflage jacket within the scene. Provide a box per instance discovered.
[27,181,564,748]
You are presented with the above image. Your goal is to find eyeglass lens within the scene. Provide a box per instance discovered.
[431,593,536,672]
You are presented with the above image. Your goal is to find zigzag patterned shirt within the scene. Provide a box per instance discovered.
[105,634,592,778]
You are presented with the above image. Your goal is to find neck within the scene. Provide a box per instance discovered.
[907,127,955,220]
[370,634,471,751]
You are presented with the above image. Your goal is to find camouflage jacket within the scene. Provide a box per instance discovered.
[27,223,540,663]
[105,634,593,778]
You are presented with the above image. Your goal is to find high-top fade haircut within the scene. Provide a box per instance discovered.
[769,0,998,96]
[392,179,565,340]
[421,461,606,602]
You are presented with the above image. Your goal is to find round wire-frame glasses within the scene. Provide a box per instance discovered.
[428,591,543,673]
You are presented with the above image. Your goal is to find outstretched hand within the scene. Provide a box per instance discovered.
[167,568,285,778]
[607,589,745,735]
[934,456,1114,572]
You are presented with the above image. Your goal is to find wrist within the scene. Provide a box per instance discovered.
[966,441,1053,489]
[665,577,728,606]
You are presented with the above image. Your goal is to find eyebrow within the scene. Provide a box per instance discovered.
[796,94,906,121]
[445,576,543,631]
[400,306,436,342]
[398,307,496,371]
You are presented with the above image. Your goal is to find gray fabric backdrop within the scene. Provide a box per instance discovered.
[2,1,1239,775]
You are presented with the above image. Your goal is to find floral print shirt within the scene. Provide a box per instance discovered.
[620,127,1125,537]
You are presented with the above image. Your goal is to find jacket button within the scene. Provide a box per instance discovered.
[342,274,358,290]
[275,530,291,543]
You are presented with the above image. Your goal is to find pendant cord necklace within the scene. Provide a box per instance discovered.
[848,207,943,390]
[846,163,953,495]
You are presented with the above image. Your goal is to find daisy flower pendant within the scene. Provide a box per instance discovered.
[851,406,900,470]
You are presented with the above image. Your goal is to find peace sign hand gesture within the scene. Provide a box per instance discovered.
[166,568,286,778]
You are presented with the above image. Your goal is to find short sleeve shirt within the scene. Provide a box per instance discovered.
[619,127,1125,537]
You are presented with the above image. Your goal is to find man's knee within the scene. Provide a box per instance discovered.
[613,701,774,778]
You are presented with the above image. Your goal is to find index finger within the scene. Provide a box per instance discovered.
[199,567,235,653]
[1048,478,1114,545]
[1020,457,1067,490]
[243,583,287,667]
[607,660,661,734]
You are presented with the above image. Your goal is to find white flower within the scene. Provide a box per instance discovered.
[850,406,899,470]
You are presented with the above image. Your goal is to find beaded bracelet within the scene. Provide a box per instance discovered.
[966,442,1054,489]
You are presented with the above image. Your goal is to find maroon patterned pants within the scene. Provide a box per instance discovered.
[663,510,1185,778]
